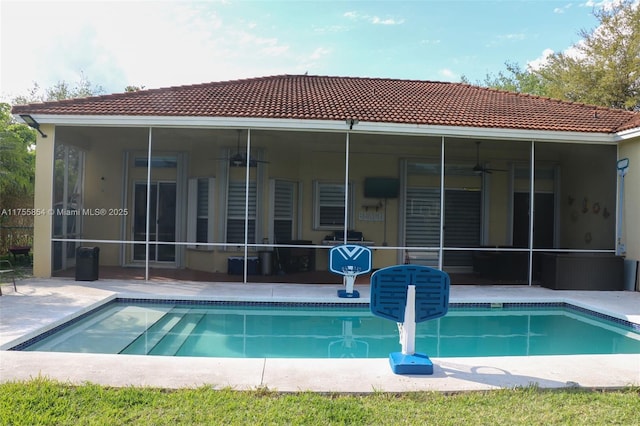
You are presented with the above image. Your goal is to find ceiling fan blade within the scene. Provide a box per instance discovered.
[227,154,270,168]
[472,141,507,174]
[214,131,270,167]
[230,153,245,167]
[472,162,487,174]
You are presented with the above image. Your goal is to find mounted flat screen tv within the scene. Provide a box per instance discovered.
[364,177,399,199]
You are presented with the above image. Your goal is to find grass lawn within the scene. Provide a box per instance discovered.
[1,378,638,425]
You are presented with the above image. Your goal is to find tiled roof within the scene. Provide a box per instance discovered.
[617,113,640,132]
[11,74,640,133]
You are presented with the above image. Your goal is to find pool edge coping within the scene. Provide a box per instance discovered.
[5,291,639,352]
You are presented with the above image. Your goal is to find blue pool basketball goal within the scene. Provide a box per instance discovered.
[370,264,450,374]
[329,244,372,298]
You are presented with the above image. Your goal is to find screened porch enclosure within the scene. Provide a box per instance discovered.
[49,125,619,285]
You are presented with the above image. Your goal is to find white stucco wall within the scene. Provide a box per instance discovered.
[32,125,55,277]
[618,136,640,261]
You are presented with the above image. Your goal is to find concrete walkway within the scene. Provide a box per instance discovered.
[1,278,639,392]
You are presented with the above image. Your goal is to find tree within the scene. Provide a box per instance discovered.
[4,74,104,209]
[124,85,146,92]
[0,103,36,254]
[461,61,549,96]
[0,103,36,206]
[6,73,104,198]
[536,0,640,110]
[2,75,106,254]
[466,0,640,110]
[12,72,105,105]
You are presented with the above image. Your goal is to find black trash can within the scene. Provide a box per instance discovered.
[76,246,100,281]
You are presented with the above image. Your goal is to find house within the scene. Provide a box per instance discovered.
[11,74,640,287]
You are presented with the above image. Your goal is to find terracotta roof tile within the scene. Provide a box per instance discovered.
[11,74,640,133]
[617,113,640,132]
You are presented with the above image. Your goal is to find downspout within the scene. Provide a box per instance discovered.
[616,156,629,256]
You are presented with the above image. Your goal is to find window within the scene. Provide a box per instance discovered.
[271,180,295,243]
[313,181,353,229]
[187,177,214,248]
[134,156,178,168]
[52,144,85,271]
[227,180,257,243]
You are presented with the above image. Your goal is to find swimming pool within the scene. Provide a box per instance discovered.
[12,300,640,358]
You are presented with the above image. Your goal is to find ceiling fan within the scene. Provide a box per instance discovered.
[472,141,507,174]
[222,130,268,168]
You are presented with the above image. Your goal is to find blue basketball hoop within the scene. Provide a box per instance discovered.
[370,264,450,375]
[329,244,372,298]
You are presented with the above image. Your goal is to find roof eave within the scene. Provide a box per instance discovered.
[15,113,620,144]
[616,126,640,141]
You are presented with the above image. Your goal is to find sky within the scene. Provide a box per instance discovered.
[0,0,617,102]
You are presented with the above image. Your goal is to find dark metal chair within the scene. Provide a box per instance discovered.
[0,260,17,295]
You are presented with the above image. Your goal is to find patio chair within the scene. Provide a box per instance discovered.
[0,259,17,295]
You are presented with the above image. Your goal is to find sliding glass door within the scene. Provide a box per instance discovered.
[133,181,177,263]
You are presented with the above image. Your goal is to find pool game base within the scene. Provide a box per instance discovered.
[337,289,360,298]
[389,352,434,375]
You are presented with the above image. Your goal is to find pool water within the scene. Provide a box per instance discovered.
[18,301,640,358]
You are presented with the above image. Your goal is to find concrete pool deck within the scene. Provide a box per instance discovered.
[1,278,639,392]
